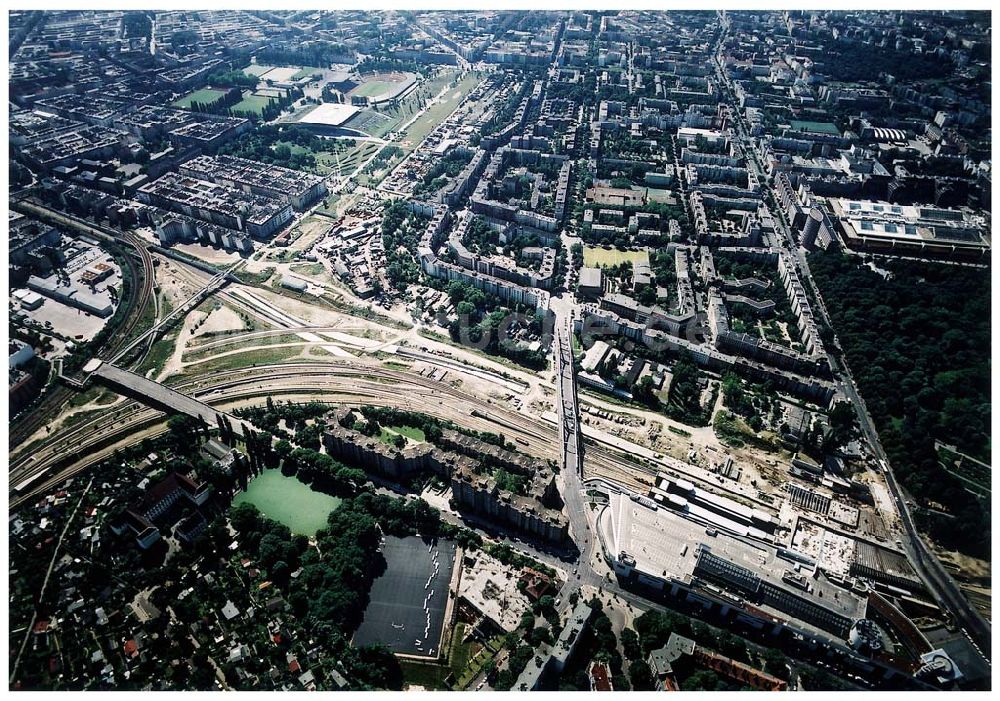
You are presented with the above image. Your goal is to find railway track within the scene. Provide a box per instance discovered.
[9,202,156,448]
[10,361,560,507]
[11,355,725,516]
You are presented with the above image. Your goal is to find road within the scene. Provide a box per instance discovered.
[9,476,94,684]
[551,303,604,612]
[709,13,991,662]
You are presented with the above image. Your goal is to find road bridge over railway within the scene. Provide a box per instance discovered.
[552,305,605,611]
[87,361,245,437]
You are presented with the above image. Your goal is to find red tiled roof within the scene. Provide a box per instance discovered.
[590,663,612,691]
[139,472,206,513]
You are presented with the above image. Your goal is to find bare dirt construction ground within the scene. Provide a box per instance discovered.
[190,304,247,340]
[252,285,358,327]
[156,258,207,306]
[240,256,277,276]
[287,216,333,252]
[929,545,992,620]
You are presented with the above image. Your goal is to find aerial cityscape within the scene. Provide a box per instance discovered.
[6,8,992,692]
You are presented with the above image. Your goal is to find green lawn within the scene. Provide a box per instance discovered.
[290,262,326,277]
[273,140,312,157]
[583,246,650,267]
[173,88,227,109]
[315,193,342,216]
[269,140,362,177]
[448,623,476,685]
[232,91,276,115]
[453,635,504,690]
[378,424,427,446]
[399,660,450,690]
[292,66,325,80]
[175,346,304,378]
[399,72,481,147]
[320,142,380,176]
[352,80,393,98]
[233,469,341,536]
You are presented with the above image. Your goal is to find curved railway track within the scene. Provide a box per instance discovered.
[9,202,156,448]
[10,360,673,511]
[10,362,552,505]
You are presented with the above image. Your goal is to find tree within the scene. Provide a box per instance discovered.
[628,659,655,690]
[621,628,642,660]
[636,285,657,306]
[529,627,552,647]
[274,439,294,464]
[456,300,476,318]
[760,647,790,681]
[230,502,263,536]
[682,669,727,691]
[633,376,659,408]
[537,594,555,614]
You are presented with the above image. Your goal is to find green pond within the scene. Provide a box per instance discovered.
[233,469,341,536]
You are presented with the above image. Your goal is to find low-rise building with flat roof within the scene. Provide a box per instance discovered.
[27,274,114,317]
[598,489,868,642]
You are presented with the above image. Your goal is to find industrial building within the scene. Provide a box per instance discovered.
[598,488,869,640]
[27,274,114,317]
[827,197,989,259]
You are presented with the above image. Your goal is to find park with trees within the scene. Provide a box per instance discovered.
[809,250,990,557]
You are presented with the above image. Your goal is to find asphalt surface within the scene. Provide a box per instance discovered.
[551,308,604,613]
[352,535,456,657]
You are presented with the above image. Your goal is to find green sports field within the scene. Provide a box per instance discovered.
[172,88,227,109]
[352,80,393,98]
[232,92,276,115]
[583,246,650,267]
